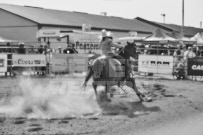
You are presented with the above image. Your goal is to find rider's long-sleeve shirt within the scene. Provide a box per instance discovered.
[99,38,122,55]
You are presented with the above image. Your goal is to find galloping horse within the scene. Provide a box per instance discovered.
[83,42,145,102]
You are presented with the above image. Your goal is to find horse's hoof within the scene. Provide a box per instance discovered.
[106,98,111,102]
[143,97,153,102]
[138,92,145,98]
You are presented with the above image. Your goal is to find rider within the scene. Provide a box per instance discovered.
[82,29,126,88]
[99,29,124,64]
[99,29,132,79]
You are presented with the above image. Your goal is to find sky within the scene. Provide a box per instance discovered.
[0,0,202,28]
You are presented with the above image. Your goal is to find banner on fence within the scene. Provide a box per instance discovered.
[52,59,68,72]
[138,55,174,74]
[0,54,7,72]
[187,57,203,76]
[52,54,88,73]
[12,54,46,67]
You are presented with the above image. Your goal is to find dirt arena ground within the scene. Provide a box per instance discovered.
[0,74,203,135]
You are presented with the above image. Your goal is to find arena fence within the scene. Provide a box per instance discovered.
[131,55,203,81]
[0,45,202,81]
[0,53,202,81]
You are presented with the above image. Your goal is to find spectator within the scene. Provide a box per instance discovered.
[196,46,203,57]
[18,42,26,54]
[6,42,12,53]
[173,45,184,66]
[144,49,148,55]
[177,58,185,69]
[45,49,52,74]
[182,44,187,54]
[44,45,48,55]
[34,47,39,54]
[183,46,196,61]
[174,58,186,79]
[28,45,35,54]
[38,45,44,54]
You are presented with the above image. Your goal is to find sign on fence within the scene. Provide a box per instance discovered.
[138,55,174,74]
[52,54,88,73]
[12,54,46,67]
[0,54,7,72]
[187,57,203,76]
[51,59,68,72]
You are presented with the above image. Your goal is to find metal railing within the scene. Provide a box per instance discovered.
[0,43,203,81]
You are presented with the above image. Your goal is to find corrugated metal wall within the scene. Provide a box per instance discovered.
[0,9,150,50]
[0,9,38,42]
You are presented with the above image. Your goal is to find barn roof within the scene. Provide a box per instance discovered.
[159,23,203,37]
[0,4,203,37]
[135,17,203,37]
[0,3,157,33]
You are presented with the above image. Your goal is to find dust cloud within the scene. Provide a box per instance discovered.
[0,77,101,119]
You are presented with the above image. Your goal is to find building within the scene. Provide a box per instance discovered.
[135,17,203,37]
[0,4,155,48]
[0,3,203,51]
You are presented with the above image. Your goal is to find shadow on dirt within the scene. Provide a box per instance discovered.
[95,92,161,118]
[126,102,161,118]
[141,83,176,101]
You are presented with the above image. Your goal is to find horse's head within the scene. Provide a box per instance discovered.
[119,41,137,59]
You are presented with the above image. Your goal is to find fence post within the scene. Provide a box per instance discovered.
[7,53,12,77]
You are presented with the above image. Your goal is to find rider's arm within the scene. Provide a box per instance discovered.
[108,39,123,48]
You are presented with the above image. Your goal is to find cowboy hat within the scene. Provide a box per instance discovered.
[101,29,113,38]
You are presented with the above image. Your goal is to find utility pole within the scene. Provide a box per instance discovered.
[161,14,166,23]
[181,0,184,36]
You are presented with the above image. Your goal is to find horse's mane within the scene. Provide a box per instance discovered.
[118,41,136,59]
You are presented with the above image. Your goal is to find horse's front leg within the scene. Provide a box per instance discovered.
[105,82,111,102]
[127,78,145,102]
[124,62,144,101]
[92,82,97,95]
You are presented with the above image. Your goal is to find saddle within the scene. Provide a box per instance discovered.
[91,55,126,78]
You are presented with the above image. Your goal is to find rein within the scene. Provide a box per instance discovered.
[117,47,125,55]
[117,46,135,59]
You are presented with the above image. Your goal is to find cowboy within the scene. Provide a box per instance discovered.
[99,29,124,64]
[98,29,131,79]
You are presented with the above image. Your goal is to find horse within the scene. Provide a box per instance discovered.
[83,42,145,102]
